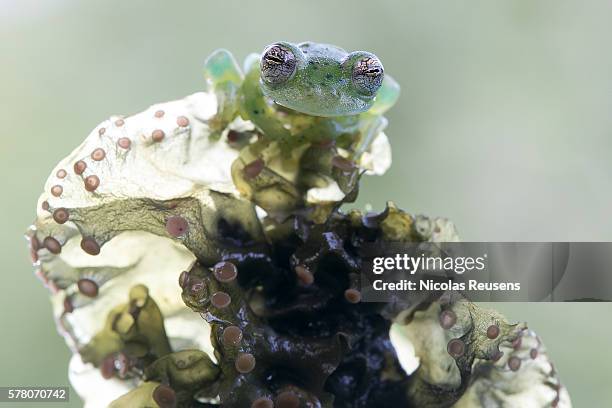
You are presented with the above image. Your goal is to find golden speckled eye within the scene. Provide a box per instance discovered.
[261,44,297,85]
[352,55,384,95]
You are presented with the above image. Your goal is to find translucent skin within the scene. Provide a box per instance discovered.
[260,42,381,117]
[203,42,400,153]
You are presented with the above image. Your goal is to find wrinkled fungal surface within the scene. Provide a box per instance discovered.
[27,59,570,407]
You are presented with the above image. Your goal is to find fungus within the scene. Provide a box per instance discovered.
[26,86,570,408]
[487,324,500,339]
[117,138,131,149]
[439,309,457,329]
[53,208,69,224]
[81,237,100,255]
[235,353,256,374]
[176,116,190,127]
[51,185,63,197]
[222,326,243,346]
[74,160,87,175]
[213,261,238,283]
[447,338,465,358]
[211,291,231,309]
[165,216,188,237]
[77,278,99,297]
[91,148,106,161]
[243,158,265,179]
[84,175,100,192]
[152,129,165,142]
[43,237,61,254]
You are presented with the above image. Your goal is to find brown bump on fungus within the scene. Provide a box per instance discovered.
[491,349,504,362]
[508,356,522,371]
[154,110,165,118]
[222,325,243,347]
[235,353,256,374]
[447,338,465,358]
[438,292,452,305]
[178,271,189,288]
[30,248,38,263]
[331,155,355,172]
[227,129,241,143]
[114,119,125,127]
[165,216,189,237]
[189,277,206,295]
[552,395,560,407]
[344,288,361,304]
[252,397,274,408]
[295,265,314,286]
[56,169,67,179]
[275,391,300,408]
[100,355,116,379]
[81,237,101,255]
[53,208,69,224]
[530,348,538,359]
[29,237,40,262]
[77,278,99,297]
[243,158,265,179]
[439,309,457,329]
[176,116,190,127]
[43,237,62,254]
[214,261,238,283]
[74,160,87,175]
[153,384,177,408]
[98,127,106,136]
[152,129,165,142]
[512,336,522,350]
[51,185,63,197]
[41,201,50,211]
[211,291,231,309]
[30,235,40,251]
[117,137,131,149]
[486,324,500,339]
[84,175,100,192]
[91,148,106,161]
[63,296,74,314]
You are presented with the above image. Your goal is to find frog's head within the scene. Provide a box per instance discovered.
[259,41,385,117]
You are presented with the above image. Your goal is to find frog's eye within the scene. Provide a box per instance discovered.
[261,44,297,85]
[351,55,384,96]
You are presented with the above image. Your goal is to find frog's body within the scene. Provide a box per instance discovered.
[203,41,400,155]
[203,42,399,217]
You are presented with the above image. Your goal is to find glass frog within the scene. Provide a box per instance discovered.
[203,41,400,219]
[203,41,400,155]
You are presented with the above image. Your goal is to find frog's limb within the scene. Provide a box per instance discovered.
[238,54,293,141]
[393,297,571,407]
[352,75,399,157]
[203,49,244,136]
[203,49,243,87]
[369,74,401,116]
[353,115,388,158]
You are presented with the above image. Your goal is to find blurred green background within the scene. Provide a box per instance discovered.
[1,0,611,406]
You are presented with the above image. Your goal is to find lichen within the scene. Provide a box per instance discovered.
[27,86,570,407]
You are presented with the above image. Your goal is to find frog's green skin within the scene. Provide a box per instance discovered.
[203,41,400,155]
